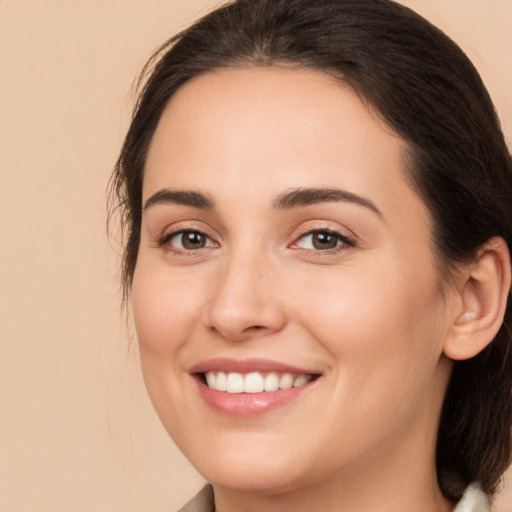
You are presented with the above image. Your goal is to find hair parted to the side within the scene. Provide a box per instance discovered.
[109,0,512,501]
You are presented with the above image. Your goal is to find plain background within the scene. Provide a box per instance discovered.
[1,1,511,510]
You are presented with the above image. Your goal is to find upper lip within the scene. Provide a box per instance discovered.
[189,358,320,375]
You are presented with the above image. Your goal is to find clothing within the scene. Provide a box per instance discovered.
[177,482,490,512]
[178,485,214,512]
[454,483,491,512]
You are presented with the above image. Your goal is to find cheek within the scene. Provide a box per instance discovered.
[293,262,446,379]
[296,267,449,445]
[131,264,201,430]
[131,263,202,356]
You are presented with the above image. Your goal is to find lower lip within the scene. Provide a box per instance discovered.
[194,377,316,417]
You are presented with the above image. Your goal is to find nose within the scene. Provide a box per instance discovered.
[203,253,287,342]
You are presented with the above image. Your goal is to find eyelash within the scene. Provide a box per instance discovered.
[156,230,217,254]
[291,228,355,253]
[156,227,355,255]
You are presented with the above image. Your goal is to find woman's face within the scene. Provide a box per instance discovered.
[133,67,455,494]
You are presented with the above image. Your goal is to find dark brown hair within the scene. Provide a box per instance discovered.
[110,0,512,501]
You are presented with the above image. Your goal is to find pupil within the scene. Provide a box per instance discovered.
[183,232,205,249]
[313,232,337,250]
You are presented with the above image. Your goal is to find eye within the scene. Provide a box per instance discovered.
[160,230,216,251]
[293,229,354,251]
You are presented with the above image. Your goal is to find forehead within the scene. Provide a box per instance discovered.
[144,66,421,221]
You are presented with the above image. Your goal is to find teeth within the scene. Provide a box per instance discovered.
[293,375,309,387]
[279,374,294,389]
[226,372,244,393]
[264,373,279,392]
[204,371,312,393]
[216,371,227,391]
[244,372,264,393]
[206,372,216,388]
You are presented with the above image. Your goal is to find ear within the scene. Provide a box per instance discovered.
[444,237,511,361]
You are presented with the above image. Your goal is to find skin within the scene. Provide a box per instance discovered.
[132,67,458,511]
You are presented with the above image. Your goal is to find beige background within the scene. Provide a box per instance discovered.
[0,1,510,510]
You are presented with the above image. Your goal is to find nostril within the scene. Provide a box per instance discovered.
[244,325,266,333]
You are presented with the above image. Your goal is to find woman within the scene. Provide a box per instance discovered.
[110,0,512,510]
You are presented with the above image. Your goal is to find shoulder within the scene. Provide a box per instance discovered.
[177,484,215,512]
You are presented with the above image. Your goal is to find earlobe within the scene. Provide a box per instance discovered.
[444,237,511,361]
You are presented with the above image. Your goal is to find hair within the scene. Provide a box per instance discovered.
[109,0,512,501]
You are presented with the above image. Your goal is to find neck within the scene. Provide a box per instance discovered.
[213,463,454,512]
[212,425,455,512]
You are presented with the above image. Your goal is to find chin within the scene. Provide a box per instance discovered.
[204,465,300,495]
[185,439,308,494]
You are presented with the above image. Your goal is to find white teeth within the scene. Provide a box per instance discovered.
[206,372,216,388]
[216,372,227,391]
[226,372,244,393]
[279,373,294,389]
[264,373,279,391]
[204,371,313,393]
[293,375,309,388]
[244,372,265,393]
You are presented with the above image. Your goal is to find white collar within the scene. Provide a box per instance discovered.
[179,482,490,511]
[453,483,490,512]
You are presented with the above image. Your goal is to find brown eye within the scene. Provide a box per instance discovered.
[164,230,214,251]
[294,229,354,251]
[181,231,207,249]
[311,231,339,250]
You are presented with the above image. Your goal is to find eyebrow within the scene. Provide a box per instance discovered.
[143,189,214,210]
[273,187,382,217]
[142,186,382,218]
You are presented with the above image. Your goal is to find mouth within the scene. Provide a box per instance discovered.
[190,359,322,416]
[200,371,317,393]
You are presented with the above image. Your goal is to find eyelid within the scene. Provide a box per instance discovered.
[289,225,356,252]
[153,220,356,254]
[160,230,216,248]
[155,222,220,253]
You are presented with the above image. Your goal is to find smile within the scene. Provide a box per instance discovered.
[190,359,321,416]
[204,371,314,393]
